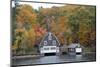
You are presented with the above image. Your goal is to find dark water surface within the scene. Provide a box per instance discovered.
[12,53,96,66]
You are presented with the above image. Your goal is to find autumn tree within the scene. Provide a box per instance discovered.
[12,4,37,55]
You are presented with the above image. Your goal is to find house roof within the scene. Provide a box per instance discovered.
[67,43,82,48]
[39,32,60,47]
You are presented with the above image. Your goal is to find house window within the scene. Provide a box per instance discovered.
[68,48,75,52]
[44,41,47,45]
[51,47,56,50]
[52,40,56,45]
[44,48,49,50]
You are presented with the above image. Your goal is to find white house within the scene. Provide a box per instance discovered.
[39,32,60,56]
[67,43,83,55]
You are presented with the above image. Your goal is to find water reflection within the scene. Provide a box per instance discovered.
[38,56,61,64]
[12,53,96,66]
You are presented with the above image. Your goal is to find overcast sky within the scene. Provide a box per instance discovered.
[12,0,68,9]
[12,0,96,10]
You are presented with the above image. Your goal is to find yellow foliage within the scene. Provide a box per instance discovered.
[16,4,37,24]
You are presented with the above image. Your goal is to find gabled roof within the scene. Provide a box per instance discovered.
[39,32,60,47]
[67,43,82,48]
